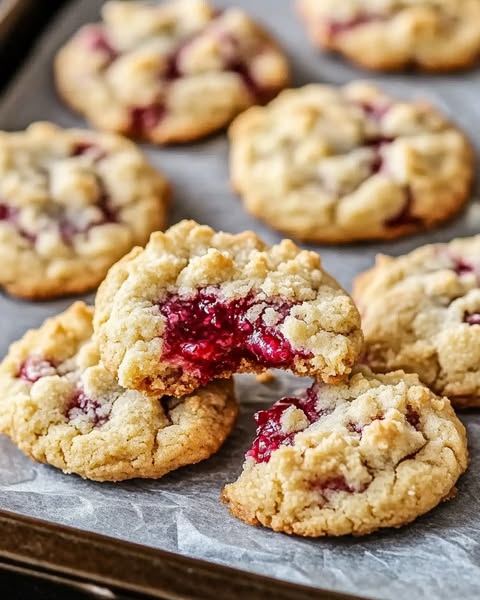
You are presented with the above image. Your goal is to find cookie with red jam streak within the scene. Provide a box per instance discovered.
[354,236,480,408]
[222,367,468,537]
[0,122,169,299]
[94,220,363,397]
[0,303,237,481]
[229,82,473,243]
[296,0,480,72]
[54,0,290,144]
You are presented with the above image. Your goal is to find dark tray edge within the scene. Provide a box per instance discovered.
[0,509,365,600]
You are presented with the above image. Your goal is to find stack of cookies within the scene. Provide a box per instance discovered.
[0,0,478,539]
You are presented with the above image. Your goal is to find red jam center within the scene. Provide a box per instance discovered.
[246,386,326,463]
[66,389,109,427]
[159,291,311,385]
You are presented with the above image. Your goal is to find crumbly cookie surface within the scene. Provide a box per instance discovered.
[55,0,289,144]
[0,303,237,481]
[0,122,169,299]
[94,220,363,397]
[354,236,480,407]
[297,0,480,72]
[229,82,472,243]
[222,367,468,537]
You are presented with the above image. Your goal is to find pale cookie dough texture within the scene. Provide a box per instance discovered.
[0,303,238,481]
[229,82,473,243]
[297,0,480,72]
[55,0,290,144]
[222,367,468,537]
[354,236,480,408]
[0,122,169,299]
[94,220,363,397]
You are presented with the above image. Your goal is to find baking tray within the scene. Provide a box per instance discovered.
[1,1,480,599]
[0,0,32,41]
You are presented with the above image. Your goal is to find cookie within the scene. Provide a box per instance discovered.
[222,367,468,537]
[0,302,238,481]
[54,0,289,144]
[353,236,480,408]
[94,220,363,397]
[229,82,473,244]
[296,0,480,72]
[0,122,169,299]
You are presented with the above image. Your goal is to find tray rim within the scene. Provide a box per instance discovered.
[0,0,33,40]
[0,509,364,600]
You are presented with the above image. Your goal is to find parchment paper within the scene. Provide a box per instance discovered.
[1,1,480,599]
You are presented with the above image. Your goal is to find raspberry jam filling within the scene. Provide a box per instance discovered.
[17,357,57,383]
[406,405,421,430]
[159,290,311,385]
[246,385,327,463]
[66,389,109,427]
[325,14,387,39]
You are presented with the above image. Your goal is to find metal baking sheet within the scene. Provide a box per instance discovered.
[1,1,480,599]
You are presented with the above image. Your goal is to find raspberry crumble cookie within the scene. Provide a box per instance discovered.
[0,303,237,481]
[229,82,473,243]
[296,0,480,72]
[222,367,468,537]
[94,220,363,397]
[0,122,169,299]
[54,0,289,144]
[354,236,480,408]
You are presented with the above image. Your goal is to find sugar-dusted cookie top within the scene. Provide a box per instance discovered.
[297,0,480,72]
[229,82,472,243]
[222,367,468,536]
[55,0,289,144]
[0,122,169,299]
[354,235,480,407]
